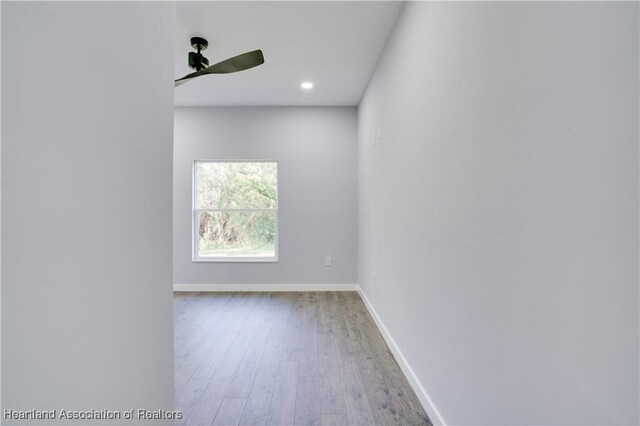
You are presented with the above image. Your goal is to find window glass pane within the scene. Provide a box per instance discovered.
[196,162,277,209]
[197,211,276,258]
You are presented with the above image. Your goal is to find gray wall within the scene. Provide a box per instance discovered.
[2,2,175,423]
[174,107,357,286]
[358,2,639,425]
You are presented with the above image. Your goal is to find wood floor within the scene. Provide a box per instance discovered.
[174,291,431,426]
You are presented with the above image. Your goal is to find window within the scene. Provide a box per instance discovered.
[193,160,278,262]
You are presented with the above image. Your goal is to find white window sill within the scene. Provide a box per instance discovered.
[192,257,278,263]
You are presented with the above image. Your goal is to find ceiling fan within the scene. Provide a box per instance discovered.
[175,37,264,87]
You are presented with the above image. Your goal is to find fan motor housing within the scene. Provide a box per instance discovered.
[188,52,209,71]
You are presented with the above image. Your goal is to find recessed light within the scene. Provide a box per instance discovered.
[301,82,314,90]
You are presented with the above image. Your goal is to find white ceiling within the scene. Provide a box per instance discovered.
[175,1,404,106]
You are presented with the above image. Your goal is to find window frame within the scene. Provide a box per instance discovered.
[192,159,279,263]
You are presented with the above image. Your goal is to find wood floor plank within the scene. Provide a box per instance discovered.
[191,331,237,379]
[266,360,299,425]
[238,340,283,426]
[358,355,401,425]
[294,375,321,426]
[375,347,408,389]
[174,333,219,395]
[187,328,260,425]
[212,398,246,426]
[389,387,432,426]
[174,292,431,426]
[319,372,346,416]
[226,330,270,398]
[318,332,339,377]
[282,293,305,363]
[299,293,319,376]
[340,293,372,357]
[352,294,408,390]
[267,293,294,342]
[341,355,375,426]
[175,378,209,426]
[316,292,332,334]
[358,314,387,354]
[320,413,348,425]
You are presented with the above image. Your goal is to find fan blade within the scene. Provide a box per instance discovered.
[174,50,264,87]
[175,68,207,86]
[175,74,198,86]
[203,49,264,74]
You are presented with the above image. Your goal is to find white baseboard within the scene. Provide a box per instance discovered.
[357,285,446,426]
[173,283,358,292]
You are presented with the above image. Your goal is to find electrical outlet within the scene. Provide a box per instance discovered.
[372,272,377,288]
[324,256,332,267]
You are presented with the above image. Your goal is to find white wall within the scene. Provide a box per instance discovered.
[174,107,357,287]
[2,2,176,423]
[358,2,639,425]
